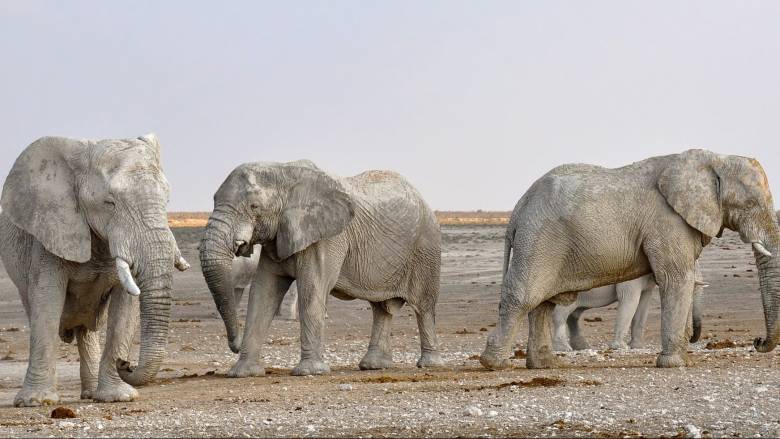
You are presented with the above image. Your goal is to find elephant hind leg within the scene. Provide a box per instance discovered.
[567,307,590,350]
[75,326,101,399]
[359,299,401,370]
[527,301,564,368]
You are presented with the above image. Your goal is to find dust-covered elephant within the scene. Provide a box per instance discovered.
[199,160,442,377]
[231,243,297,320]
[0,135,189,406]
[481,149,780,369]
[552,268,707,351]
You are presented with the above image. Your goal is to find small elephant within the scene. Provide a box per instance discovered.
[199,160,443,377]
[552,270,707,351]
[0,135,188,406]
[231,243,298,320]
[481,149,780,370]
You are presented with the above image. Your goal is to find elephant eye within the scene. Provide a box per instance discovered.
[250,203,259,210]
[104,198,116,207]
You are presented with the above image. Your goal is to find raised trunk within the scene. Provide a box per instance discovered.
[754,241,780,352]
[200,211,242,353]
[117,232,175,386]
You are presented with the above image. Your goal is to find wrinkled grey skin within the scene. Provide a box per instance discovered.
[481,149,780,369]
[200,160,442,377]
[0,135,188,406]
[552,268,706,351]
[231,244,297,320]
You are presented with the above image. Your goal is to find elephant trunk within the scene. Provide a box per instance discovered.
[117,231,175,386]
[200,211,242,353]
[690,289,703,343]
[754,241,780,353]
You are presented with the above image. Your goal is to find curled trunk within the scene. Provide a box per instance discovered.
[117,232,174,386]
[200,211,242,353]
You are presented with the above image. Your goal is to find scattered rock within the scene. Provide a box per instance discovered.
[0,327,19,332]
[705,340,737,350]
[51,407,77,419]
[454,328,475,334]
[338,383,353,391]
[684,424,702,438]
[464,406,483,417]
[584,317,603,322]
[513,349,526,359]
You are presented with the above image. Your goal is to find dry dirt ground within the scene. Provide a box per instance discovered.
[0,226,778,437]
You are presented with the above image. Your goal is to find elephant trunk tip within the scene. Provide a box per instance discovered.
[229,334,242,354]
[754,336,778,353]
[116,358,156,387]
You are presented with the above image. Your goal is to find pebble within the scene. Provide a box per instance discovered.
[464,406,483,417]
[338,384,353,391]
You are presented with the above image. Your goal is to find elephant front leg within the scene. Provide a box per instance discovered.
[94,287,140,402]
[611,288,642,350]
[656,274,695,368]
[292,280,333,376]
[629,290,654,348]
[359,300,398,370]
[526,301,564,369]
[567,308,590,350]
[15,250,67,407]
[230,271,292,378]
[75,326,101,399]
[552,303,575,352]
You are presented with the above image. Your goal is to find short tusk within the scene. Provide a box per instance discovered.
[116,258,141,296]
[694,280,710,288]
[752,241,773,257]
[235,240,246,248]
[175,256,191,272]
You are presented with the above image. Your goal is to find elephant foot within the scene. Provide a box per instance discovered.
[416,351,444,368]
[569,335,590,351]
[292,359,330,376]
[80,386,98,400]
[609,340,629,350]
[552,339,572,352]
[359,351,393,370]
[228,359,266,378]
[14,386,60,407]
[526,351,564,369]
[656,352,692,368]
[479,349,512,370]
[93,382,139,403]
[629,339,645,349]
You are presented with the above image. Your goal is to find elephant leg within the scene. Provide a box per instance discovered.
[567,307,590,350]
[234,287,245,308]
[275,283,298,321]
[230,270,292,378]
[629,288,655,348]
[75,326,101,399]
[94,287,140,402]
[552,303,575,351]
[526,301,563,368]
[359,300,400,370]
[656,272,695,368]
[611,285,642,350]
[14,247,67,407]
[415,303,443,368]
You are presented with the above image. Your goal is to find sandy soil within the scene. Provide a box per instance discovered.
[0,226,778,437]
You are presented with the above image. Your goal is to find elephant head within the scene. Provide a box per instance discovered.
[658,149,780,352]
[199,160,354,352]
[1,134,187,386]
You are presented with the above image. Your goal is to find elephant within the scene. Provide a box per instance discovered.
[0,134,189,406]
[552,268,707,352]
[199,160,443,377]
[480,149,780,370]
[231,243,297,320]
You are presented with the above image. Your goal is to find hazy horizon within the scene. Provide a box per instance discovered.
[2,1,779,211]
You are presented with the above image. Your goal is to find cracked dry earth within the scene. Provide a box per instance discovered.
[0,226,778,437]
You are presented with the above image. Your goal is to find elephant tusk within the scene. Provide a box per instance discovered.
[694,280,710,288]
[752,241,773,257]
[116,258,141,296]
[175,256,191,272]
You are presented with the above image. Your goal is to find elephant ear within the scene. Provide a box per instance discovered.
[0,137,91,262]
[276,168,355,260]
[657,149,723,238]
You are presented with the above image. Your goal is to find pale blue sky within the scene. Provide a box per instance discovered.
[1,1,779,211]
